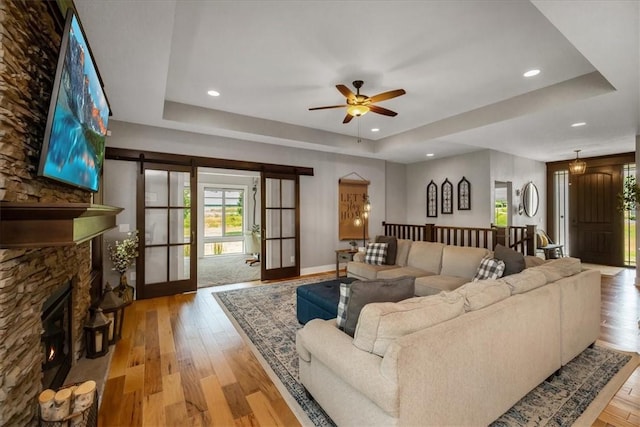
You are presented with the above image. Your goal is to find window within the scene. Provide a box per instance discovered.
[203,188,244,255]
[623,164,636,267]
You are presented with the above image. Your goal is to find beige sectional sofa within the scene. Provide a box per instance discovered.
[297,257,600,426]
[347,240,491,296]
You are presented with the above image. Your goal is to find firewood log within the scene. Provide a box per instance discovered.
[38,389,56,421]
[70,380,96,427]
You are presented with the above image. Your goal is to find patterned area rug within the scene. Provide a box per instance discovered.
[213,278,637,427]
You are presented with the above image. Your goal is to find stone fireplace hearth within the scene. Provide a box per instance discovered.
[41,281,73,391]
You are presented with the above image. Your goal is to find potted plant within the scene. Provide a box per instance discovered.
[107,230,139,304]
[349,240,358,250]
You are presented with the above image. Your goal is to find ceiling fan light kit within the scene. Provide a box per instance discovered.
[310,80,406,123]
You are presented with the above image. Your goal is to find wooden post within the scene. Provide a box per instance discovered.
[425,224,435,242]
[526,224,537,256]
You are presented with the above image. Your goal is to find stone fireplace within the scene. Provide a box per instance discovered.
[0,1,105,425]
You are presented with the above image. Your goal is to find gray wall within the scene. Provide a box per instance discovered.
[102,120,388,275]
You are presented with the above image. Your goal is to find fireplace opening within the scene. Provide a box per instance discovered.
[41,281,72,390]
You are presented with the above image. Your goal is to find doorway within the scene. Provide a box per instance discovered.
[494,181,512,227]
[197,168,261,287]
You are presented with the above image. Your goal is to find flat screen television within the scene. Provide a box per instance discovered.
[38,9,111,192]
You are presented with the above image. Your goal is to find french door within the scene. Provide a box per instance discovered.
[261,173,300,280]
[136,164,196,299]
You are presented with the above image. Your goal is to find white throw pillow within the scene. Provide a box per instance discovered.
[473,255,506,281]
[364,242,388,265]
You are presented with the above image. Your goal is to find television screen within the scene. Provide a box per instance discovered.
[38,9,111,192]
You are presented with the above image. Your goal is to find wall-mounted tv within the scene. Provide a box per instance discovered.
[38,9,111,193]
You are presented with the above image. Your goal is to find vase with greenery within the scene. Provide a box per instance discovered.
[107,230,139,304]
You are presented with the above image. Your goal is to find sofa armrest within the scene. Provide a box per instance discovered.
[296,319,399,414]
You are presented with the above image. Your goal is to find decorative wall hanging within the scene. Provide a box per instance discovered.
[426,180,438,218]
[338,173,370,240]
[441,178,453,214]
[457,176,471,210]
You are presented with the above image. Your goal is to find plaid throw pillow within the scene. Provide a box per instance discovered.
[336,282,352,329]
[364,242,388,265]
[473,256,506,281]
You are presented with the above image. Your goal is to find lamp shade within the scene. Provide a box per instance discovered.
[569,150,587,175]
[347,105,370,117]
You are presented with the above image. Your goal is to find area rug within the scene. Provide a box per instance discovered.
[581,263,626,277]
[197,253,260,287]
[213,279,638,427]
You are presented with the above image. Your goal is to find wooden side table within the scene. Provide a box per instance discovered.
[335,249,358,279]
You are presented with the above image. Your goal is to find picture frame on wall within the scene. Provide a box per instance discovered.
[458,176,471,210]
[426,180,438,218]
[441,178,453,214]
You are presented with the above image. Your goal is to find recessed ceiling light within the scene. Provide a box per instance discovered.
[371,128,380,132]
[426,153,435,157]
[571,122,586,127]
[523,69,540,78]
[207,90,220,97]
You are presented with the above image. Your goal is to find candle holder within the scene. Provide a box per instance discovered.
[83,307,110,359]
[99,283,126,345]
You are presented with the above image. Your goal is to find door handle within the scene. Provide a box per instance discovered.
[262,228,266,241]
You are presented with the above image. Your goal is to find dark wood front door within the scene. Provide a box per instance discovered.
[570,165,622,265]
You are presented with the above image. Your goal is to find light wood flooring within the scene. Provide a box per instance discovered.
[98,269,639,426]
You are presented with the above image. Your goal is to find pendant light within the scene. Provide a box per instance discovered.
[569,150,587,175]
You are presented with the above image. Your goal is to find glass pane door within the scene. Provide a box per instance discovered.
[261,173,299,280]
[137,164,196,299]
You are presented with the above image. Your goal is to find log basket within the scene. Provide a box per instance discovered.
[39,382,98,427]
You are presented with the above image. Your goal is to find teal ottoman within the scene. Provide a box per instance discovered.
[296,278,356,324]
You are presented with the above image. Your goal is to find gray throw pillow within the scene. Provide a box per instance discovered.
[493,244,525,276]
[343,276,415,337]
[375,235,398,265]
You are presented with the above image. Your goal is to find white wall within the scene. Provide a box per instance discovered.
[103,120,388,275]
[403,149,546,230]
[489,150,546,229]
[405,151,492,227]
[384,161,407,223]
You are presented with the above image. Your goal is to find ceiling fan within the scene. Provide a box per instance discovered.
[309,80,406,124]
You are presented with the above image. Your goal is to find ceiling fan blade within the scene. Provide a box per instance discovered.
[368,89,406,103]
[369,104,398,117]
[336,84,356,101]
[309,105,348,111]
[343,114,354,124]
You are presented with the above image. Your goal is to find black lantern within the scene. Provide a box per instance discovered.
[99,283,126,345]
[83,307,111,359]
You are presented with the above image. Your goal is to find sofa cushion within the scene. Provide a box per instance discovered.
[414,275,469,296]
[455,279,511,311]
[406,241,445,272]
[502,268,548,295]
[440,246,490,278]
[375,236,398,265]
[347,261,398,280]
[377,266,435,280]
[365,242,388,265]
[353,292,464,356]
[395,239,412,266]
[343,277,416,337]
[525,255,546,268]
[493,244,526,276]
[473,256,506,281]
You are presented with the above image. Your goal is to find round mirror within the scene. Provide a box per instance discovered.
[522,182,539,217]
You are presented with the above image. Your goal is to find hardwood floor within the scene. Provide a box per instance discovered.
[98,270,639,426]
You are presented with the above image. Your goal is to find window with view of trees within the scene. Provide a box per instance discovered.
[203,188,244,255]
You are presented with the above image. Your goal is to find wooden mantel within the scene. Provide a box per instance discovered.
[0,202,123,248]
